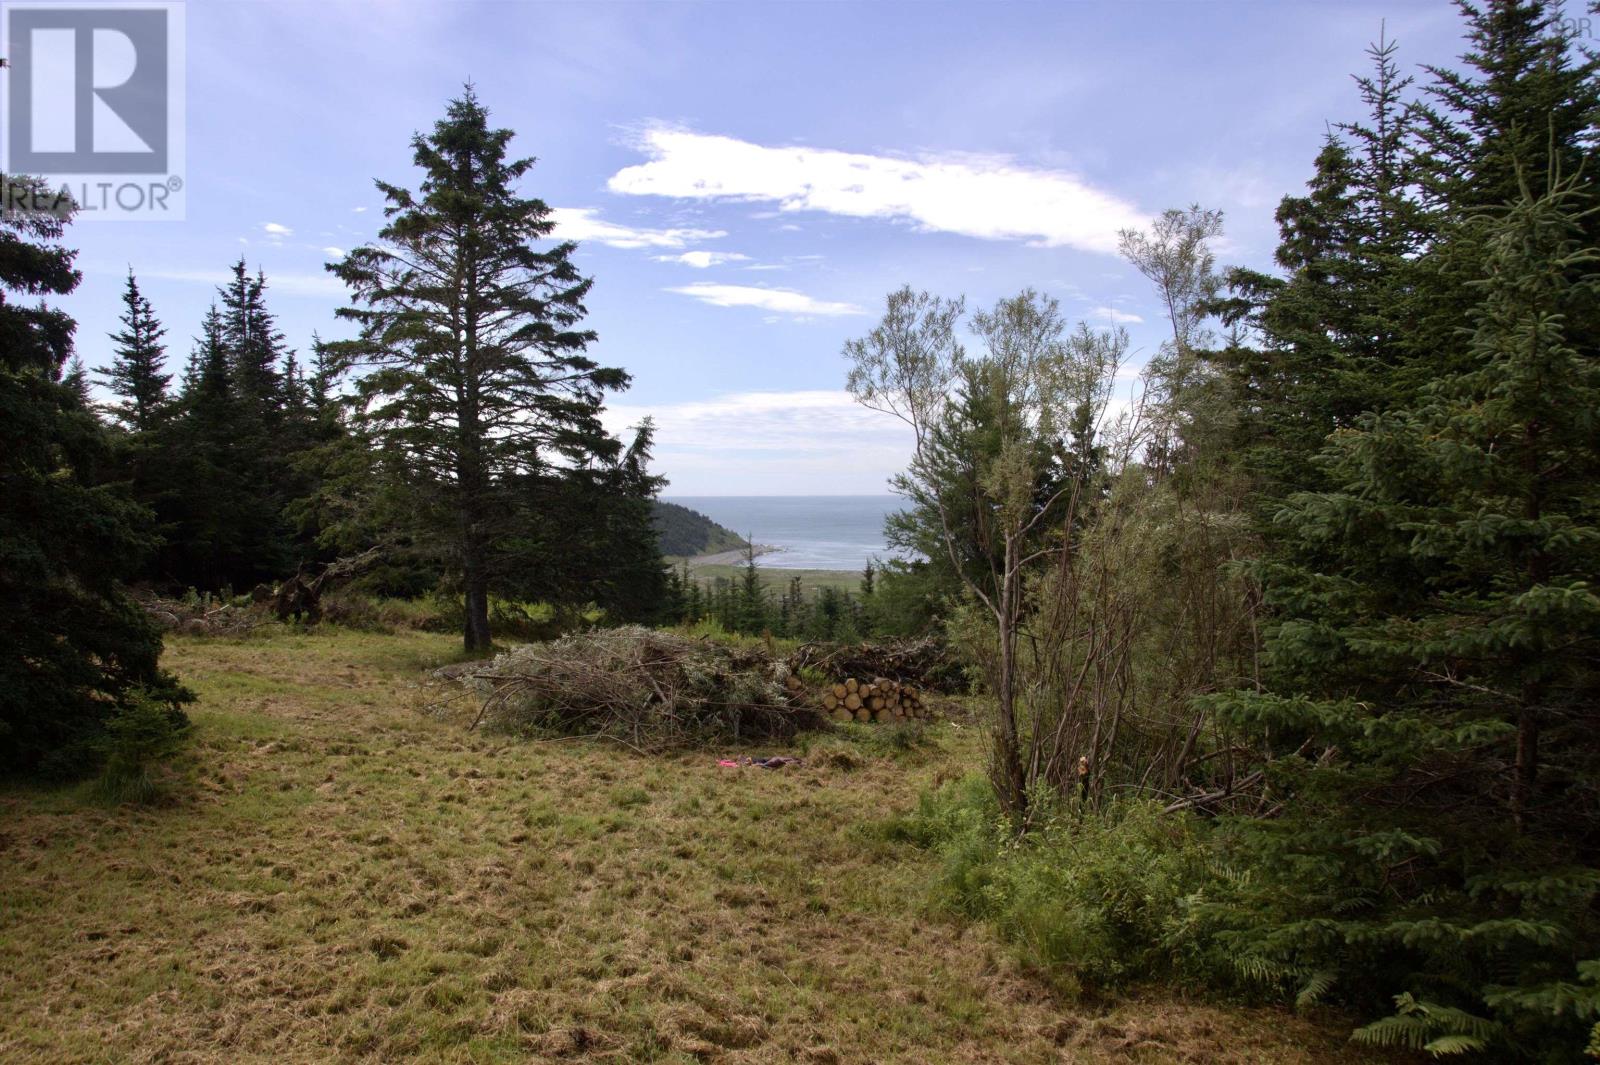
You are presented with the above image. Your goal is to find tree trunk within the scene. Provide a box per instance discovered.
[462,537,492,654]
[991,533,1028,822]
[1513,690,1538,834]
[1513,422,1545,833]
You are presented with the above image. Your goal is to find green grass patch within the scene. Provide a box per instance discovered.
[0,625,1391,1064]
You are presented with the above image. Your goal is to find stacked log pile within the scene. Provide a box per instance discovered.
[783,674,932,724]
[786,637,963,693]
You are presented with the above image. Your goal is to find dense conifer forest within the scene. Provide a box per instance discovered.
[651,500,747,558]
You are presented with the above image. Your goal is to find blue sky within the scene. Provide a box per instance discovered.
[62,0,1472,494]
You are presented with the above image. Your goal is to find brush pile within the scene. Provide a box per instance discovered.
[138,593,261,636]
[787,636,964,693]
[455,626,823,750]
[787,673,934,725]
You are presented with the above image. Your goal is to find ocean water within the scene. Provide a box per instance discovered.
[666,495,910,571]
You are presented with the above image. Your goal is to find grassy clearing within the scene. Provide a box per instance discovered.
[683,564,861,596]
[1,626,1397,1063]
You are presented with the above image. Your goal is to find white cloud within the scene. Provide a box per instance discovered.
[653,250,751,268]
[323,246,346,257]
[665,282,864,317]
[1088,306,1144,324]
[352,206,368,213]
[602,389,913,495]
[551,207,724,249]
[137,267,345,299]
[608,126,1149,254]
[261,222,293,237]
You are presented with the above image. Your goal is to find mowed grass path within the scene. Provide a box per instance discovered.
[1,629,1390,1063]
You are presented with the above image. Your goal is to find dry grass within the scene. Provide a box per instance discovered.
[0,627,1401,1063]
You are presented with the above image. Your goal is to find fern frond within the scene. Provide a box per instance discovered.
[1296,969,1336,1009]
[1422,1034,1487,1055]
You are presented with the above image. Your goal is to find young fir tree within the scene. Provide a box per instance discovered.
[779,572,807,635]
[62,355,91,405]
[281,333,358,563]
[306,333,341,417]
[1203,174,1600,1063]
[735,538,769,634]
[97,272,182,589]
[331,88,628,651]
[280,349,309,428]
[99,269,171,431]
[172,307,245,587]
[660,563,688,625]
[882,355,1068,597]
[0,179,189,776]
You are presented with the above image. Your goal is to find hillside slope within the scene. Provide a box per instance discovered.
[653,500,747,558]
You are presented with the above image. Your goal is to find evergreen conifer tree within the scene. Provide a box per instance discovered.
[0,180,188,776]
[99,269,171,431]
[735,539,769,634]
[219,260,286,419]
[1204,156,1600,1065]
[1211,34,1429,494]
[331,88,629,651]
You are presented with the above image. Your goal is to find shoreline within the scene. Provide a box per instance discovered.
[683,543,782,569]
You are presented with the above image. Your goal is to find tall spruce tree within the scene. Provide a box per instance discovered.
[0,179,188,776]
[735,539,769,634]
[306,333,341,417]
[331,89,628,651]
[1195,11,1600,1054]
[1195,8,1600,1047]
[281,333,355,561]
[99,269,171,431]
[1206,168,1600,1065]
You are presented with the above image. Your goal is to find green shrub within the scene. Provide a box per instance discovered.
[898,776,1228,996]
[95,685,190,804]
[1194,805,1600,1062]
[902,774,1600,1057]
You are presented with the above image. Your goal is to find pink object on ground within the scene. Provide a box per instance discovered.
[717,759,739,768]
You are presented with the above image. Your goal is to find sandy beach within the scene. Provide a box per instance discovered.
[684,543,781,569]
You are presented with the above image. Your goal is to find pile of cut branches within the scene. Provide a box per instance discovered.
[454,627,823,751]
[788,637,965,693]
[139,593,261,637]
